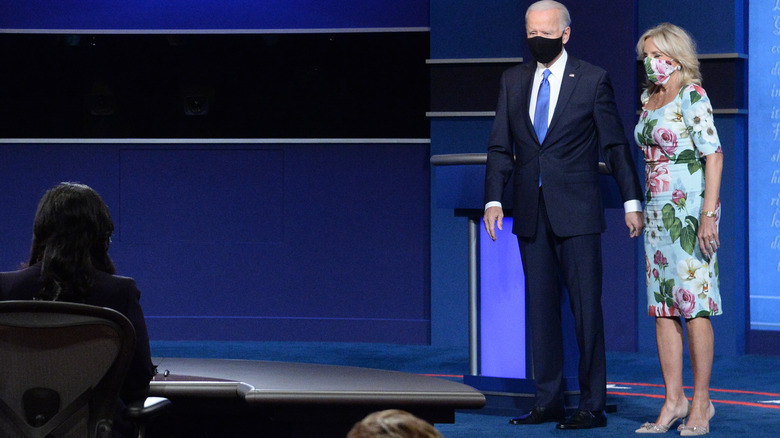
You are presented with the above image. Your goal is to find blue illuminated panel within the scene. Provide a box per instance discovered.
[479,218,527,379]
[0,0,429,31]
[748,1,780,331]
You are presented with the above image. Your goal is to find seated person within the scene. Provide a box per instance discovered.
[0,182,155,438]
[347,409,443,438]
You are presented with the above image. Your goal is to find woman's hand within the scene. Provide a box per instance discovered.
[698,214,719,259]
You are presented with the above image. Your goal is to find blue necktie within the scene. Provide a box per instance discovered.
[534,69,551,144]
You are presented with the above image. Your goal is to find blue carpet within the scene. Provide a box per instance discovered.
[151,341,780,437]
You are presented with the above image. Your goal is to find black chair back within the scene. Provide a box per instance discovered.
[0,300,136,438]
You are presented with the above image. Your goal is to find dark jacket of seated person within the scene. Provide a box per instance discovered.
[0,182,155,438]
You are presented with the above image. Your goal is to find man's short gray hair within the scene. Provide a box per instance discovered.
[526,0,571,31]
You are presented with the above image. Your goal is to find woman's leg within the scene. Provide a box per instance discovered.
[653,316,689,425]
[683,316,714,428]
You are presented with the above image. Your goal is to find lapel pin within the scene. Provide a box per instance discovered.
[569,74,575,77]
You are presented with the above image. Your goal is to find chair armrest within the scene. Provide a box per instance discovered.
[124,397,172,420]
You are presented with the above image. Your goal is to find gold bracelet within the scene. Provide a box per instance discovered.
[701,210,716,218]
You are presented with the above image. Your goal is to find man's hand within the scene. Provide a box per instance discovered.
[483,206,504,241]
[625,211,644,238]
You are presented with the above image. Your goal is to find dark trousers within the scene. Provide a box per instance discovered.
[517,193,606,411]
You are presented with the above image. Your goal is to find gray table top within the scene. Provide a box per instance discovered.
[150,357,485,409]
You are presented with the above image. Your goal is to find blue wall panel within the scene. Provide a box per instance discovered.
[429,118,493,346]
[430,0,524,59]
[0,141,431,344]
[638,1,737,53]
[0,0,430,31]
[119,149,284,243]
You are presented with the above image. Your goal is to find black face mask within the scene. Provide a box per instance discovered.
[527,36,563,64]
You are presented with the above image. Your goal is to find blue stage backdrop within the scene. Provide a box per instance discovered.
[0,0,429,31]
[748,0,780,332]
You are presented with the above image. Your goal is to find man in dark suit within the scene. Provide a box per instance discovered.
[483,0,644,430]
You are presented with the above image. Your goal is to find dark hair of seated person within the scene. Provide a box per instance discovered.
[28,182,116,301]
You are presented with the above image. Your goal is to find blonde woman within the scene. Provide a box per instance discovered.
[633,23,723,436]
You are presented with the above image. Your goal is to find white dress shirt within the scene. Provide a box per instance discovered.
[529,50,567,129]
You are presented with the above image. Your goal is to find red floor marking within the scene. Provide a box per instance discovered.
[608,382,780,398]
[421,377,780,408]
[607,392,780,410]
[708,399,780,409]
[608,391,665,399]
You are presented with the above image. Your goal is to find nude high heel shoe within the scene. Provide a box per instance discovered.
[635,400,690,433]
[678,401,715,436]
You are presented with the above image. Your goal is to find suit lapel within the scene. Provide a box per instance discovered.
[545,57,581,143]
[519,64,539,145]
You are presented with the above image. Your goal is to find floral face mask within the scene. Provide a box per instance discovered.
[644,57,680,85]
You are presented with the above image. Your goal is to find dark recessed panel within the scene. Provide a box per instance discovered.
[429,62,520,112]
[0,33,430,138]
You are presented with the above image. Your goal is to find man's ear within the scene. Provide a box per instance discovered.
[562,26,571,45]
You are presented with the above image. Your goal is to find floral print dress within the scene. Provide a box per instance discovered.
[634,84,723,319]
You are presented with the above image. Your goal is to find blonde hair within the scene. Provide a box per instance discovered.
[636,23,701,94]
[526,0,571,32]
[346,410,443,438]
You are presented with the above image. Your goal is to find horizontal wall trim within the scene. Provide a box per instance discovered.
[431,153,610,174]
[430,153,486,166]
[432,110,747,119]
[426,111,495,118]
[426,57,523,64]
[0,138,431,145]
[698,53,748,59]
[634,53,747,60]
[0,27,431,35]
[714,109,748,115]
[146,315,429,322]
[636,109,747,115]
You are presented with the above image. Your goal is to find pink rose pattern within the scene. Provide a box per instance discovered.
[692,84,706,97]
[647,163,670,195]
[708,298,719,314]
[651,127,678,155]
[672,286,697,318]
[635,84,723,319]
[671,189,686,207]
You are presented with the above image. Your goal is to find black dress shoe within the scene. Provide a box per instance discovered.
[509,406,566,425]
[556,409,607,429]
